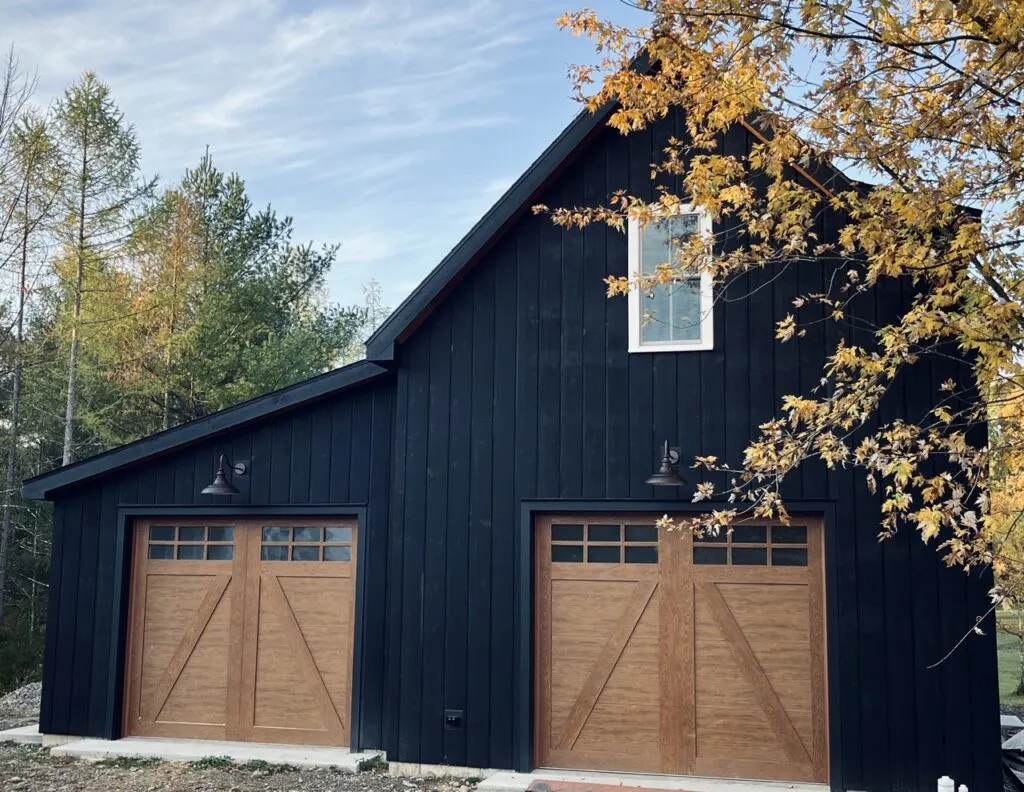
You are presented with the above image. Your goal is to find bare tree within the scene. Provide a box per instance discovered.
[0,51,39,628]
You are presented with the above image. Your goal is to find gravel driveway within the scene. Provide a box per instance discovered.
[0,682,39,731]
[0,744,481,792]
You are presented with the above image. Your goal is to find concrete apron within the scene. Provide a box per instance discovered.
[0,724,43,745]
[45,735,383,771]
[478,770,829,792]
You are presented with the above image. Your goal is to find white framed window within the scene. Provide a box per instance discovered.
[627,207,714,353]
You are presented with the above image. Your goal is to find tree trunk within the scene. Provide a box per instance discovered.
[29,524,36,633]
[162,243,179,431]
[0,175,30,627]
[62,130,88,466]
[62,267,83,465]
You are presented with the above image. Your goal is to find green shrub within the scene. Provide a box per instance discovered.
[241,759,299,774]
[188,755,234,769]
[95,756,161,769]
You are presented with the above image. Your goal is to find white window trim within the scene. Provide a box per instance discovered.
[627,205,714,353]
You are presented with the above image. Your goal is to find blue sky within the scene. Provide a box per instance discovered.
[4,0,643,311]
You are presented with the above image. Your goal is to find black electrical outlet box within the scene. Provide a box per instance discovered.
[444,709,464,730]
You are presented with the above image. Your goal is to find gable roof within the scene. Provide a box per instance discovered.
[365,101,621,361]
[366,102,856,363]
[22,359,390,500]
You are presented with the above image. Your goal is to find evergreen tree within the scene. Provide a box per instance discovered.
[51,71,153,464]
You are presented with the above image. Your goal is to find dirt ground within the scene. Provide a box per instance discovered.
[0,744,481,792]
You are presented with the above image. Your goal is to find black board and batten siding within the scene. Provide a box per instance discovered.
[39,380,395,749]
[382,111,999,790]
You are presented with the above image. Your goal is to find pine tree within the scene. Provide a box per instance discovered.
[51,71,153,465]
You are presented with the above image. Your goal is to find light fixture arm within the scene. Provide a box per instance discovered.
[219,454,247,477]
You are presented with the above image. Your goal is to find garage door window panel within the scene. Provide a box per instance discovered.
[260,524,353,563]
[551,519,659,564]
[148,524,235,561]
[691,524,809,567]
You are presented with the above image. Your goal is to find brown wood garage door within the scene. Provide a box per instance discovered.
[535,514,827,784]
[123,518,356,746]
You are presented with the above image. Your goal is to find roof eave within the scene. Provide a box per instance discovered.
[22,359,391,500]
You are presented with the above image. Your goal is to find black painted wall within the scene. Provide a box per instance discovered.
[382,111,1000,790]
[39,379,394,749]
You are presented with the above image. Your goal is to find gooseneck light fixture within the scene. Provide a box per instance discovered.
[646,440,687,487]
[201,454,248,496]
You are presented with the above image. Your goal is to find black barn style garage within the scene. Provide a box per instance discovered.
[23,96,1000,792]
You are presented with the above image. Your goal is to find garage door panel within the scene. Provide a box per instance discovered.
[139,575,221,689]
[573,600,661,763]
[249,572,348,743]
[549,579,642,732]
[536,514,828,784]
[695,579,815,774]
[251,581,320,730]
[130,565,236,738]
[157,590,232,727]
[281,577,353,716]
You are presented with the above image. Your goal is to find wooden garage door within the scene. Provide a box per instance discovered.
[123,518,356,746]
[535,515,827,784]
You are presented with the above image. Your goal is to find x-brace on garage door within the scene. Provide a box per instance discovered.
[535,514,828,784]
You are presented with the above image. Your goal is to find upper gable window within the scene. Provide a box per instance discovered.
[628,208,714,353]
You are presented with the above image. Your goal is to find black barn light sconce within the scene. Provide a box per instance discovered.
[201,454,248,496]
[646,440,687,487]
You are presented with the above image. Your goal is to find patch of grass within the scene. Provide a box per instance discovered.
[997,612,1024,708]
[188,755,234,770]
[94,755,161,769]
[3,744,49,763]
[465,777,484,785]
[240,758,299,774]
[356,754,386,772]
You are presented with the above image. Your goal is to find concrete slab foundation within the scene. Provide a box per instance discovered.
[49,736,383,771]
[41,733,82,748]
[478,770,829,792]
[0,724,43,745]
[389,761,501,779]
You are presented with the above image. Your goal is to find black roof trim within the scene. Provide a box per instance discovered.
[22,359,391,500]
[365,97,623,361]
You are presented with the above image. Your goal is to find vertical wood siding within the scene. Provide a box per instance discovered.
[38,381,394,749]
[384,112,999,790]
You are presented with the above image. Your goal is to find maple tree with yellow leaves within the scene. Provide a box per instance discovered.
[546,1,1024,584]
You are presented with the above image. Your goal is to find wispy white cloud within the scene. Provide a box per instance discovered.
[1,0,635,307]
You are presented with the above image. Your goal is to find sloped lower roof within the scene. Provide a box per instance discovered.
[22,360,390,499]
